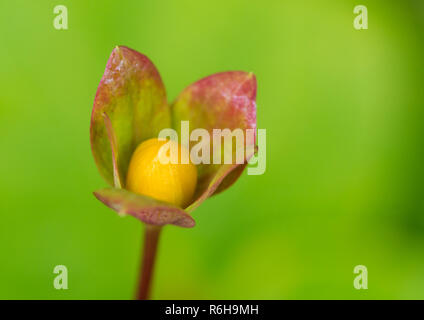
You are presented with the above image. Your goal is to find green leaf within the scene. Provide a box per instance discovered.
[90,46,171,187]
[94,188,195,228]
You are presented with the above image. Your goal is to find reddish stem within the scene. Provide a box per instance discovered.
[136,225,162,300]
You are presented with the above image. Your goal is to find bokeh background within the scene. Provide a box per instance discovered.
[1,0,423,299]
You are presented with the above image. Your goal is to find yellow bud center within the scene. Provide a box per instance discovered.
[126,138,197,208]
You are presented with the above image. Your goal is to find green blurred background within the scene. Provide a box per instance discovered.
[1,0,423,299]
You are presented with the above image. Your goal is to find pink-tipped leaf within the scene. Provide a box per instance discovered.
[172,71,257,208]
[90,46,171,187]
[94,188,195,228]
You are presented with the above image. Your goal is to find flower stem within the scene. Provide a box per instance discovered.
[136,225,162,300]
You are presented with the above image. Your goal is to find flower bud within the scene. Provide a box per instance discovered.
[126,138,197,208]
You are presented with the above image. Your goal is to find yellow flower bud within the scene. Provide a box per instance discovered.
[126,138,197,208]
